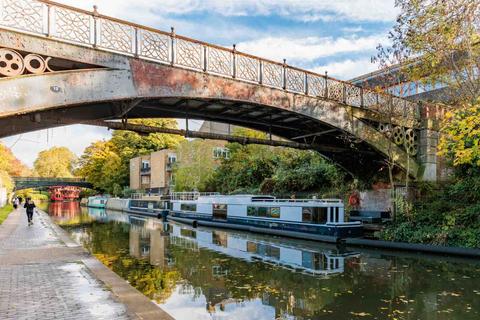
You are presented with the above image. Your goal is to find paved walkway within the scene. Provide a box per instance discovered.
[0,208,173,320]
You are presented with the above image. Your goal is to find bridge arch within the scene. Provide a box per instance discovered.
[0,66,417,179]
[0,7,422,179]
[12,177,94,191]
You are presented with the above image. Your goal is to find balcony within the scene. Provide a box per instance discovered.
[140,167,151,174]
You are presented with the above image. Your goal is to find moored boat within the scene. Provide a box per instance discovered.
[168,194,363,243]
[87,195,109,208]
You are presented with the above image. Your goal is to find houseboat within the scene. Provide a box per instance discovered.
[87,195,108,209]
[168,194,363,242]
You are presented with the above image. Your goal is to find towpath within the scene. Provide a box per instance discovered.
[0,208,173,320]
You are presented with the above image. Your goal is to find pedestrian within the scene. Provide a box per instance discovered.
[13,197,19,209]
[24,197,36,226]
[18,196,23,204]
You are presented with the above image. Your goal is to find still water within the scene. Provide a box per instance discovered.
[46,202,480,320]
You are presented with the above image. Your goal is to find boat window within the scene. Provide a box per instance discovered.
[335,207,340,223]
[180,228,196,239]
[212,231,228,247]
[302,252,326,270]
[253,243,280,259]
[302,207,328,224]
[247,206,280,218]
[180,203,197,212]
[212,204,228,220]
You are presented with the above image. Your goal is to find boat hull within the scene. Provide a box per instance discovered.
[169,210,363,242]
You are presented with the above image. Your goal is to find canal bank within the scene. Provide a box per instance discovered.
[0,207,173,320]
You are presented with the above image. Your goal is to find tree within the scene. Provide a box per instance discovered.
[173,139,220,192]
[438,99,480,167]
[76,141,123,193]
[0,143,30,177]
[270,149,343,195]
[33,146,76,178]
[378,0,480,104]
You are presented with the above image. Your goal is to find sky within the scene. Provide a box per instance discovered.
[1,0,399,167]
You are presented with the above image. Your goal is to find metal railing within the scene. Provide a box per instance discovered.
[0,0,422,120]
[170,192,220,201]
[13,176,87,182]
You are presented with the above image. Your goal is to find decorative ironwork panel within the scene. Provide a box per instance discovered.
[327,79,343,102]
[405,100,418,119]
[139,29,170,63]
[262,61,283,88]
[207,47,232,76]
[236,54,258,83]
[286,68,305,93]
[175,39,203,70]
[391,96,405,116]
[345,83,361,107]
[376,94,390,114]
[0,0,44,34]
[98,18,134,53]
[307,74,326,97]
[363,90,378,107]
[53,7,91,44]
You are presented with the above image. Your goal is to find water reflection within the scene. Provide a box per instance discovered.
[48,205,480,320]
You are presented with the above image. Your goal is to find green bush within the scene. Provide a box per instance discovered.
[380,169,480,248]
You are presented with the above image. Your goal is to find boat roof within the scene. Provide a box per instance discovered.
[184,194,343,205]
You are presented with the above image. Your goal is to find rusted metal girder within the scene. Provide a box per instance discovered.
[83,120,368,154]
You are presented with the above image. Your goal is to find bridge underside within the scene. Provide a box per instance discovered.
[0,97,398,179]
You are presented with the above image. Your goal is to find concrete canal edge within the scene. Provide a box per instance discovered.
[344,238,480,258]
[41,209,174,320]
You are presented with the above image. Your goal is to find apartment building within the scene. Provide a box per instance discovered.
[129,149,177,194]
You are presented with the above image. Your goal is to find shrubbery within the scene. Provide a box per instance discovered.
[380,168,480,248]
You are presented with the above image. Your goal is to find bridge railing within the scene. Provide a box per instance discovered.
[0,0,420,120]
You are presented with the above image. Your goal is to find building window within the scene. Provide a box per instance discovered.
[141,175,150,185]
[247,206,280,218]
[302,207,328,224]
[213,147,230,159]
[141,160,150,169]
[180,203,197,212]
[168,154,177,164]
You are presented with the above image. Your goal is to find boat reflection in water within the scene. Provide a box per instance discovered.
[169,224,359,276]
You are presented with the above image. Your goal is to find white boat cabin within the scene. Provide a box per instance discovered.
[171,194,346,225]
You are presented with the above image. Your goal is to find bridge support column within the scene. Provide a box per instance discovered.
[418,127,439,182]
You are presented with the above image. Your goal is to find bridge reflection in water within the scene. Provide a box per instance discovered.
[47,206,480,320]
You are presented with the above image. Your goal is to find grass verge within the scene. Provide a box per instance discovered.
[0,204,13,225]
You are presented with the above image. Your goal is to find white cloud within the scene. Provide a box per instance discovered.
[236,35,386,64]
[311,57,379,80]
[56,0,398,23]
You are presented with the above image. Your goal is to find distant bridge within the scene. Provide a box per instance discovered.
[13,177,93,191]
[0,0,443,180]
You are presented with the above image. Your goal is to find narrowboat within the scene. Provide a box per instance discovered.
[168,194,363,242]
[128,199,169,217]
[87,195,108,209]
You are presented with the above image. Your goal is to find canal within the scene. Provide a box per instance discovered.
[44,201,480,320]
